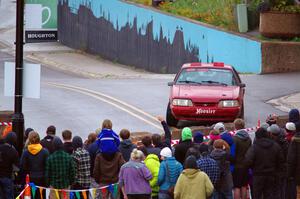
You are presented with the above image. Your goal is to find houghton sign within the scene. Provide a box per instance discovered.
[24,0,58,43]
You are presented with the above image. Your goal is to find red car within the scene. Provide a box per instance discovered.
[166,62,245,126]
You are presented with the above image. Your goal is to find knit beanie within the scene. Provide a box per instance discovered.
[193,131,204,144]
[72,136,83,150]
[255,127,269,139]
[221,132,234,146]
[181,127,192,141]
[267,124,281,135]
[5,131,17,147]
[184,155,198,169]
[213,122,225,133]
[160,147,172,158]
[52,136,63,151]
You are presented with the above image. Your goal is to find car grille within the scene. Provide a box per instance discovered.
[193,102,217,107]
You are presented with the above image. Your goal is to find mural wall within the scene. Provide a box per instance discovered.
[58,0,262,73]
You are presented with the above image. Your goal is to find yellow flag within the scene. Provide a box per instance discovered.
[55,189,60,199]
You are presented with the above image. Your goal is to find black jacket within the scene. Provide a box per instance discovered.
[0,141,19,178]
[245,138,284,176]
[174,140,193,165]
[21,146,49,181]
[40,135,55,154]
[118,139,136,162]
[287,133,300,185]
[233,130,252,169]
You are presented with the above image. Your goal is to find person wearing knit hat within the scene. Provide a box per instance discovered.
[158,147,183,199]
[160,147,172,158]
[193,131,204,144]
[181,127,192,141]
[286,122,296,143]
[213,122,225,134]
[174,127,193,165]
[174,155,214,199]
[260,122,270,131]
[72,136,91,192]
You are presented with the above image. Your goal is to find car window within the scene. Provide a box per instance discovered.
[176,68,237,86]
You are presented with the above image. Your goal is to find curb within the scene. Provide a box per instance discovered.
[267,93,300,112]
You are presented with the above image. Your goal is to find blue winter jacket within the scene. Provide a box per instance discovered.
[157,157,183,191]
[97,128,120,154]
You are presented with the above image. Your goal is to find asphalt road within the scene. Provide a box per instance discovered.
[1,50,300,139]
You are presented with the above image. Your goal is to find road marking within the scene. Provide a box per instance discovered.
[46,82,163,130]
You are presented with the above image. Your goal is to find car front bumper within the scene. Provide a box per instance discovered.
[171,105,241,122]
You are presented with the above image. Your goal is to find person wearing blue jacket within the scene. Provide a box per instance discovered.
[97,119,120,154]
[158,147,183,199]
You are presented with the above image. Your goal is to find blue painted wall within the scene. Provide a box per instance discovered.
[60,0,262,73]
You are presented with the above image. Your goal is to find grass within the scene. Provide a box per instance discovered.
[129,0,241,31]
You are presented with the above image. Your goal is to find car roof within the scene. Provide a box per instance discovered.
[181,62,233,70]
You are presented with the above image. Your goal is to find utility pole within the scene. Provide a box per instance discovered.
[13,0,25,155]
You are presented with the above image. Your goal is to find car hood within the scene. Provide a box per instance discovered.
[172,85,240,102]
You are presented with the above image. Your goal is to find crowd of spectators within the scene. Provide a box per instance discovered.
[0,108,299,199]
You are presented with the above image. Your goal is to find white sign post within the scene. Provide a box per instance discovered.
[4,62,41,99]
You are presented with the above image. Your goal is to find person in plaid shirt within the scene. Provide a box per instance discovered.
[196,144,220,195]
[72,136,91,190]
[46,137,75,199]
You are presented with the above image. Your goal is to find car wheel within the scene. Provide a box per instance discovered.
[166,103,178,127]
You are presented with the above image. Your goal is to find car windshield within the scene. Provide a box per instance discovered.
[176,68,237,86]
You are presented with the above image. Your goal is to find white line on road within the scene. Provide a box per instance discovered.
[46,82,163,131]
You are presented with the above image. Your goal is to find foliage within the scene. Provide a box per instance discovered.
[130,0,241,31]
[272,1,300,13]
[257,0,300,13]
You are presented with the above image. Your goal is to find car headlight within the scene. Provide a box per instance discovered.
[219,100,239,107]
[172,99,193,106]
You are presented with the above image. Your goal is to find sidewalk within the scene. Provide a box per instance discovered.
[267,93,300,113]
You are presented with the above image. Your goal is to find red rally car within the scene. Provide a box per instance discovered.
[166,62,246,126]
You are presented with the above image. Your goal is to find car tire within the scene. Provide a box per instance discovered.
[166,103,178,127]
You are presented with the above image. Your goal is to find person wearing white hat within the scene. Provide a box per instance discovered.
[213,122,225,134]
[158,147,183,199]
[286,122,296,143]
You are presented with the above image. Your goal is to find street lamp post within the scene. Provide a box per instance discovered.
[13,0,25,155]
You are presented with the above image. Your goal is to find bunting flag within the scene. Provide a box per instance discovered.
[30,183,37,199]
[113,184,118,198]
[82,191,87,199]
[39,187,44,199]
[62,190,67,199]
[55,189,60,199]
[75,191,81,199]
[46,188,50,199]
[89,188,97,199]
[101,187,107,199]
[70,192,75,199]
[108,184,113,194]
[17,182,120,199]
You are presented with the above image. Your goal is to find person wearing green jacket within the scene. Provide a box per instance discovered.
[144,153,161,199]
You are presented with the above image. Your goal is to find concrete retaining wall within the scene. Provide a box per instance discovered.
[261,42,300,73]
[58,0,262,73]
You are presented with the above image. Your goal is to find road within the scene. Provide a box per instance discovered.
[1,50,300,139]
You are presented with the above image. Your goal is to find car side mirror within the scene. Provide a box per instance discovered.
[168,82,174,86]
[239,83,246,88]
